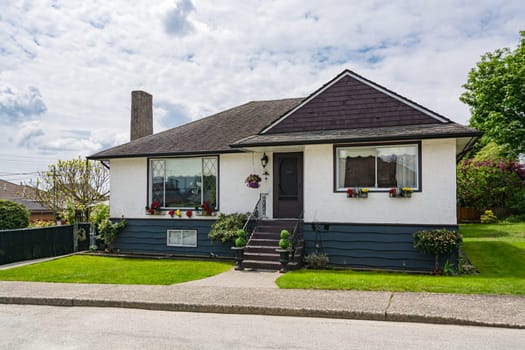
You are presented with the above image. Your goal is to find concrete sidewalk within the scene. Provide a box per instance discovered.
[0,268,524,329]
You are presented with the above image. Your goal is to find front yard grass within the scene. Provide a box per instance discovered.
[0,255,233,285]
[276,222,525,295]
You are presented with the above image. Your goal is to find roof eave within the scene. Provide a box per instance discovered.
[230,131,484,148]
[87,149,243,160]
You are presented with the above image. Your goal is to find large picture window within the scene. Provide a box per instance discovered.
[335,144,419,191]
[150,157,218,209]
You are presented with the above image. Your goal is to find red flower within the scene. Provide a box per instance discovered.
[186,210,193,218]
[150,202,161,210]
[201,201,213,215]
[168,210,175,217]
[389,188,397,194]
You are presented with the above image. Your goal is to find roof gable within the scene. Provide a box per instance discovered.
[262,70,451,134]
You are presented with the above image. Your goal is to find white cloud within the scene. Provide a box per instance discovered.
[0,85,47,122]
[0,0,524,178]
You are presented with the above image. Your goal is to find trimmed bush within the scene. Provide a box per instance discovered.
[480,210,498,224]
[0,200,30,230]
[413,229,463,274]
[280,229,289,239]
[304,252,329,269]
[235,229,246,247]
[279,238,290,250]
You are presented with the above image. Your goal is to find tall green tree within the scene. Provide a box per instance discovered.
[31,158,109,222]
[460,30,525,158]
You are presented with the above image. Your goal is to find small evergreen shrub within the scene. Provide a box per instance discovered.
[0,200,30,230]
[279,238,290,249]
[280,229,289,239]
[413,229,463,274]
[234,229,246,247]
[480,210,498,224]
[304,252,329,269]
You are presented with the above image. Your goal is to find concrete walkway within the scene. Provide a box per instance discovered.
[178,268,280,288]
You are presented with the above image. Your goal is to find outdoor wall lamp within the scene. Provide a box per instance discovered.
[260,153,269,168]
[261,153,270,180]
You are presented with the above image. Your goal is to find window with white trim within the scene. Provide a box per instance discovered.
[150,157,218,209]
[335,144,419,191]
[167,229,197,247]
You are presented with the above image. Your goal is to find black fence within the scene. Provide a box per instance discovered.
[0,225,75,265]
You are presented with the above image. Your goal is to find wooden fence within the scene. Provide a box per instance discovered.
[457,207,514,223]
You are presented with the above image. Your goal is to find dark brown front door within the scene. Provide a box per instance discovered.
[273,152,303,218]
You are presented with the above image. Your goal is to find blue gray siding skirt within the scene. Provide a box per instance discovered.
[304,222,458,271]
[111,219,233,258]
[113,219,457,271]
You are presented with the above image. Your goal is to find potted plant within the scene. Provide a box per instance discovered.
[201,201,214,216]
[186,209,193,218]
[275,229,292,273]
[346,188,354,198]
[245,174,262,189]
[168,210,175,218]
[388,187,398,198]
[358,187,369,198]
[401,187,413,197]
[231,229,247,270]
[147,201,162,214]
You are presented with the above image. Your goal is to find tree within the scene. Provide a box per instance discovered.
[457,158,525,211]
[31,158,109,222]
[0,200,30,229]
[460,30,525,158]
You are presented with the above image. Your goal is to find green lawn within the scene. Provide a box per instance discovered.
[276,222,525,295]
[0,255,233,285]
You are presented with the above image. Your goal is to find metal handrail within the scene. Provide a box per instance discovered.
[242,194,266,240]
[290,211,304,257]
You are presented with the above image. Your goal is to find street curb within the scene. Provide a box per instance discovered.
[1,296,523,330]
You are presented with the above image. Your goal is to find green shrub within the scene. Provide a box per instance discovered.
[208,213,248,243]
[90,204,110,229]
[279,238,290,249]
[480,210,498,224]
[280,229,289,239]
[503,214,525,223]
[234,229,246,247]
[96,217,127,249]
[0,200,30,230]
[413,229,463,274]
[304,252,329,269]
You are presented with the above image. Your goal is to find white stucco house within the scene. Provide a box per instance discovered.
[88,70,481,271]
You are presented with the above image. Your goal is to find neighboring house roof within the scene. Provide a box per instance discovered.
[0,179,52,213]
[89,98,303,160]
[88,69,481,160]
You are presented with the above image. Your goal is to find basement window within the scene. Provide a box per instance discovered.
[167,229,197,247]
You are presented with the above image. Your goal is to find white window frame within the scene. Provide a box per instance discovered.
[167,229,198,247]
[335,143,420,192]
[149,156,218,209]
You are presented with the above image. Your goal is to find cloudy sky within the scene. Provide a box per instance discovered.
[1,0,524,183]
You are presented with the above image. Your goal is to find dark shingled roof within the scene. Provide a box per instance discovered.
[232,123,483,148]
[89,69,482,160]
[88,98,304,159]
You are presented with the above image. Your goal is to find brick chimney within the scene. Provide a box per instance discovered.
[130,90,153,141]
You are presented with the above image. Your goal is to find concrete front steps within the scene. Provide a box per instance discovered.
[242,220,303,271]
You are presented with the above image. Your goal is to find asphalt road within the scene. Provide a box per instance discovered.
[1,304,524,350]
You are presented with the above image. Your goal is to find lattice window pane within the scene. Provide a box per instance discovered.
[151,160,165,205]
[202,158,218,208]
